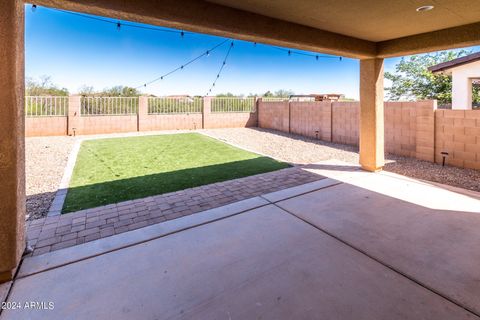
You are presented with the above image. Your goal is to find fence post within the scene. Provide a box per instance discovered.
[203,96,212,129]
[67,95,81,136]
[138,96,148,132]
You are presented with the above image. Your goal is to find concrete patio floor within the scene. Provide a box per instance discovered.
[2,162,480,320]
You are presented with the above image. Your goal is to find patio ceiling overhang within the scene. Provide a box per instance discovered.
[1,0,480,283]
[30,0,480,59]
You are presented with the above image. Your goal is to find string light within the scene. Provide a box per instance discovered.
[206,41,235,96]
[45,6,192,37]
[270,45,341,60]
[136,39,230,89]
[43,5,342,61]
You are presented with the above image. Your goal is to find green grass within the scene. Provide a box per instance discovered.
[62,133,289,213]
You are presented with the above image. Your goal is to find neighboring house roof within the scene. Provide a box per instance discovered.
[428,52,480,73]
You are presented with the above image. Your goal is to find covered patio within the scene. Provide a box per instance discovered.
[2,163,480,319]
[1,0,480,319]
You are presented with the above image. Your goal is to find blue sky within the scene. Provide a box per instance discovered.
[25,4,478,99]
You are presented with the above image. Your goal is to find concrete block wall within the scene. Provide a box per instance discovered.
[76,115,138,135]
[332,102,359,145]
[384,102,417,158]
[25,117,67,137]
[140,114,203,131]
[25,95,258,136]
[257,100,290,132]
[206,112,257,129]
[435,109,480,169]
[290,101,332,141]
[259,99,480,170]
[414,101,436,162]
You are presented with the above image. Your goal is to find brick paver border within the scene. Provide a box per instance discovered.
[26,167,324,256]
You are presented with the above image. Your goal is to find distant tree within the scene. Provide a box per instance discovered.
[216,92,235,97]
[274,89,295,98]
[78,85,95,95]
[385,50,480,104]
[25,76,69,96]
[263,91,273,97]
[99,85,141,97]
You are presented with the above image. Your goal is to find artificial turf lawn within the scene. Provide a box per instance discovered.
[62,133,289,213]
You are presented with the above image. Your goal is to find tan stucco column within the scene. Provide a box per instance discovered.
[359,58,385,171]
[0,0,25,283]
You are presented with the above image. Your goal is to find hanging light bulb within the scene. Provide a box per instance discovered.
[180,65,184,69]
[180,31,185,38]
[339,56,343,61]
[116,22,121,31]
[288,50,291,56]
[160,76,163,80]
[253,42,257,46]
[316,55,319,61]
[143,84,146,87]
[31,4,37,12]
[217,74,220,78]
[223,61,226,66]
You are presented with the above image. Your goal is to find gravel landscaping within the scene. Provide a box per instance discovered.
[204,128,480,193]
[26,136,77,220]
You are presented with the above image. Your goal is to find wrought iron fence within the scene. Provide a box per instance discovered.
[211,97,256,113]
[148,97,203,114]
[25,96,68,117]
[261,97,289,102]
[81,97,139,116]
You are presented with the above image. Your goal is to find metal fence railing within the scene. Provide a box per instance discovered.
[148,97,203,114]
[211,97,256,113]
[25,96,68,117]
[81,97,139,116]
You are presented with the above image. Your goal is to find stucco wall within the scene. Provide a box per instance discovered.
[451,60,480,110]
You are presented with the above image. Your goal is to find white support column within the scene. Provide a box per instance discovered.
[359,58,385,172]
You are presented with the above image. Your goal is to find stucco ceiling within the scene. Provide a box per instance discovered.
[206,0,480,42]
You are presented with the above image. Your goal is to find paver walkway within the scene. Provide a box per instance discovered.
[26,167,323,256]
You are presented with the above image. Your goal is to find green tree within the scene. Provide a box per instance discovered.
[263,91,273,97]
[385,50,480,105]
[216,92,235,97]
[25,76,69,96]
[99,85,141,97]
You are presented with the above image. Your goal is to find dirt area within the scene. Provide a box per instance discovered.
[204,128,480,193]
[26,136,77,220]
